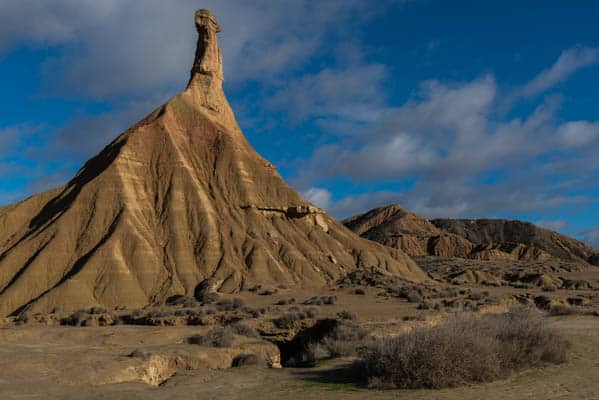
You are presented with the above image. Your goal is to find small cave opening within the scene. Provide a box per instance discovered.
[274,318,339,367]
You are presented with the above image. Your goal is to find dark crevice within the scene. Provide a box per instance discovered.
[273,319,338,367]
[0,235,54,296]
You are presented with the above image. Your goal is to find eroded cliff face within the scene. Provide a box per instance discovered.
[432,219,597,264]
[0,10,425,317]
[344,204,598,265]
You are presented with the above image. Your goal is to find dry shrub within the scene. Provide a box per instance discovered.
[304,307,320,319]
[166,295,199,308]
[61,310,89,326]
[232,298,246,309]
[274,311,305,328]
[337,310,357,321]
[242,306,263,318]
[548,304,578,316]
[276,298,296,305]
[299,321,370,365]
[305,342,331,362]
[304,296,337,305]
[321,322,369,358]
[188,326,234,348]
[361,307,569,389]
[216,299,235,311]
[229,321,260,338]
[398,288,423,303]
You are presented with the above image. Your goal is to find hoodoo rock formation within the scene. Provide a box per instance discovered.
[0,10,426,317]
[344,204,599,265]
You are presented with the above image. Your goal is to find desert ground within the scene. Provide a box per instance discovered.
[1,260,598,400]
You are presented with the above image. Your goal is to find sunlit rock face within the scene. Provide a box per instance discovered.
[0,9,425,317]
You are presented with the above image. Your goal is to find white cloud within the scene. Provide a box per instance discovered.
[556,121,599,147]
[0,1,117,50]
[327,191,403,219]
[581,227,599,248]
[536,219,567,232]
[295,69,599,218]
[301,187,332,210]
[0,0,386,99]
[0,124,44,154]
[267,63,389,125]
[520,46,599,97]
[0,1,398,205]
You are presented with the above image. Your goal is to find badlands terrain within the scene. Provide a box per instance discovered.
[0,9,598,400]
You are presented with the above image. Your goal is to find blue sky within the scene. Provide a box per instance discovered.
[0,0,598,247]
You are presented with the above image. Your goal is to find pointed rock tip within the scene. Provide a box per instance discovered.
[186,7,226,111]
[195,9,221,32]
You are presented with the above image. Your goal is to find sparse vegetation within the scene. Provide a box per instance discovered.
[233,298,246,309]
[396,288,423,303]
[336,310,357,321]
[549,304,577,316]
[287,319,370,366]
[276,298,296,305]
[228,321,259,338]
[320,321,369,358]
[188,326,235,347]
[166,295,199,308]
[304,296,337,305]
[548,303,594,316]
[242,306,265,318]
[60,308,115,326]
[274,311,305,329]
[360,307,569,389]
[304,307,320,319]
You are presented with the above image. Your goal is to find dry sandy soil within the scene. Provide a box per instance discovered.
[1,278,598,400]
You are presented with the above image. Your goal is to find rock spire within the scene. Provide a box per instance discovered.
[0,10,425,317]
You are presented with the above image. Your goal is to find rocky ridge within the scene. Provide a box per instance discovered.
[344,204,599,265]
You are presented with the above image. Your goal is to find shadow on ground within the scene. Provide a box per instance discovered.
[290,361,365,390]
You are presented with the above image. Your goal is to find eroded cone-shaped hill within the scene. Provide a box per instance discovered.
[0,10,425,317]
[344,204,599,265]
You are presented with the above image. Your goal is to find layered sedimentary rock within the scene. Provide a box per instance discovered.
[0,10,425,317]
[344,204,598,265]
[343,204,475,258]
[432,218,597,264]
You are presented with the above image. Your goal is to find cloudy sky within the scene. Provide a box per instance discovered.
[0,0,598,247]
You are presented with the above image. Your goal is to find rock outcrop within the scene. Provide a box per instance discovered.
[344,204,599,265]
[0,10,426,317]
[432,218,597,264]
[343,204,475,258]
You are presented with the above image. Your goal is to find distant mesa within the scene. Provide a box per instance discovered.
[344,204,599,266]
[0,10,425,317]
